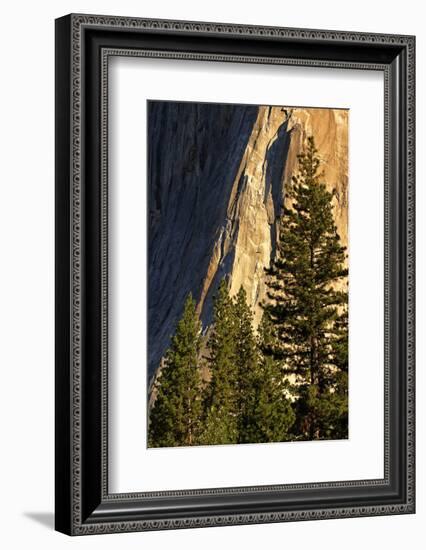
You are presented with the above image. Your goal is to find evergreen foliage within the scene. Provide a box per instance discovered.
[148,294,203,447]
[233,287,260,441]
[262,136,349,440]
[243,354,295,443]
[200,280,239,445]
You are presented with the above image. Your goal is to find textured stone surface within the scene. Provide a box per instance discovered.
[148,101,348,382]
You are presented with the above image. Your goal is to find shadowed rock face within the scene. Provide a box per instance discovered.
[148,101,258,380]
[148,101,348,382]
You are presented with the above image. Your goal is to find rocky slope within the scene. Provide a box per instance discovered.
[148,101,348,382]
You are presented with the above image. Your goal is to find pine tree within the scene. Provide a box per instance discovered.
[244,352,296,443]
[263,136,349,440]
[233,287,259,441]
[332,298,349,373]
[148,294,202,447]
[200,280,239,445]
[327,300,349,439]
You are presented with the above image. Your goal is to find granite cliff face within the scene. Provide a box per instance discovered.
[148,101,348,382]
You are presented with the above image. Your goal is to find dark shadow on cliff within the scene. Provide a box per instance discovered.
[265,116,292,256]
[147,100,259,380]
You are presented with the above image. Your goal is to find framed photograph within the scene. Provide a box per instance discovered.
[55,14,415,535]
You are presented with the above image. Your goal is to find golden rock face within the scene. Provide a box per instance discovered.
[197,106,349,326]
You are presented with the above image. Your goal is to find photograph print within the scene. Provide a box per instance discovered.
[147,100,349,448]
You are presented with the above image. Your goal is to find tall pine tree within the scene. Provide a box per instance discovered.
[231,287,295,443]
[263,136,349,440]
[244,354,296,443]
[233,287,259,441]
[327,299,349,439]
[148,294,203,447]
[200,279,239,445]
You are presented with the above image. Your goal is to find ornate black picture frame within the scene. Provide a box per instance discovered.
[55,14,415,535]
